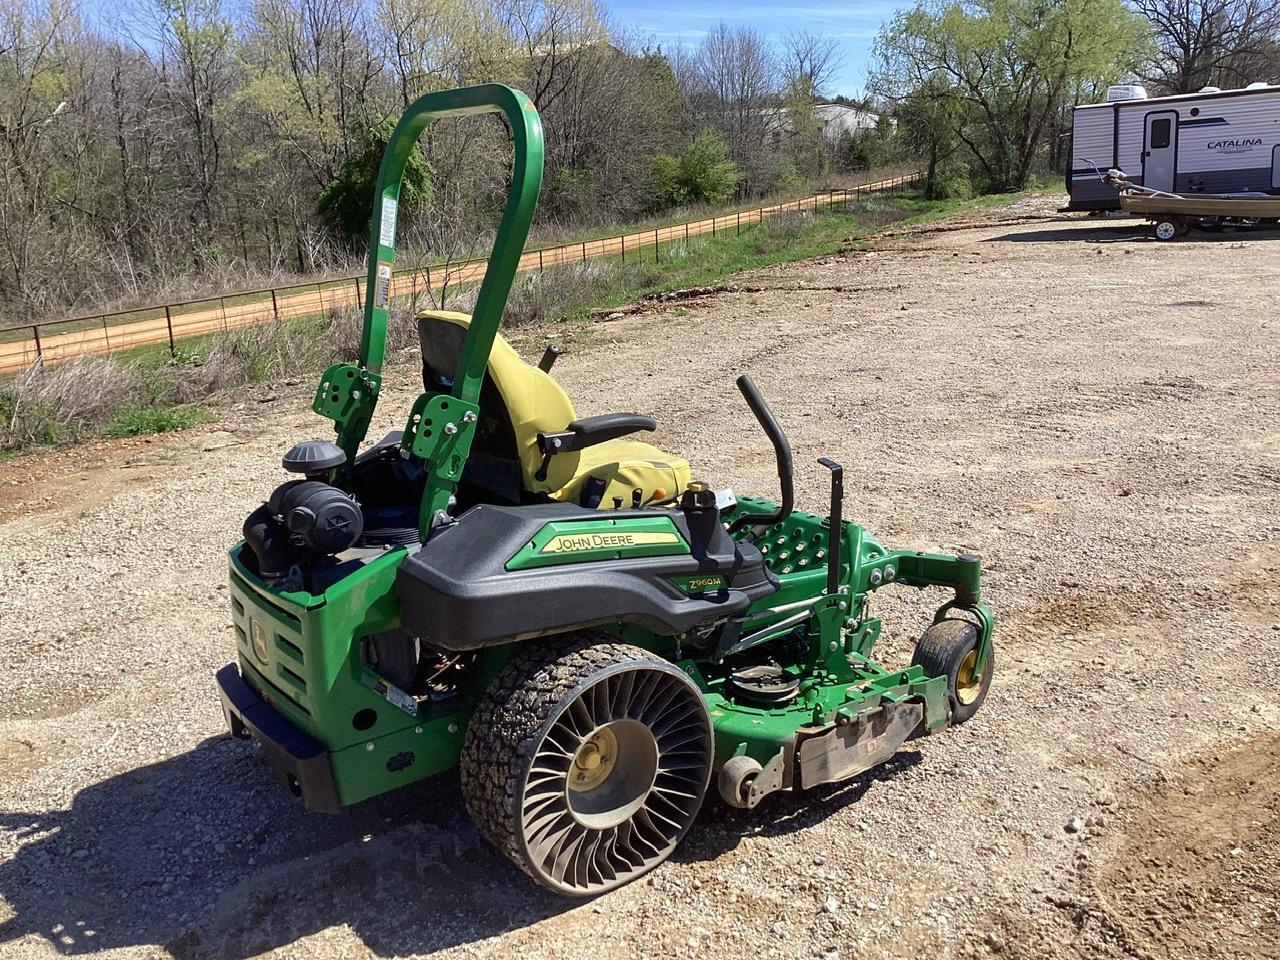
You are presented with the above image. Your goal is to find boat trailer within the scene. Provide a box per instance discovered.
[1102,169,1280,241]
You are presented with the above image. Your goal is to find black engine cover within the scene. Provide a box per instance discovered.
[396,503,777,650]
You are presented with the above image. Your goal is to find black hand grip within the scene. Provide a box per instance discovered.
[538,343,562,373]
[729,375,794,534]
[818,457,844,595]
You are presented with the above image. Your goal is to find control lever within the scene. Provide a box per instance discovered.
[818,458,843,595]
[538,343,562,373]
[729,375,794,536]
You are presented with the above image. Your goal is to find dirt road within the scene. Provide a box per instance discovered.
[1,199,1277,960]
[0,176,915,374]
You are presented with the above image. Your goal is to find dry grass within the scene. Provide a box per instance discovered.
[0,357,143,450]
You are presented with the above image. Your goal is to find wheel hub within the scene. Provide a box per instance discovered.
[564,719,659,829]
[956,649,984,705]
[569,726,618,792]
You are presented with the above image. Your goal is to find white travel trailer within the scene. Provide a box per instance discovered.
[1066,83,1280,211]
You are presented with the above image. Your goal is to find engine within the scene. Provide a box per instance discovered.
[241,440,364,579]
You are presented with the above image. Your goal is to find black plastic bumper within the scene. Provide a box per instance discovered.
[216,663,342,813]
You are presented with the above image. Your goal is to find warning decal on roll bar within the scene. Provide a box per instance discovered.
[375,262,392,310]
[379,196,397,247]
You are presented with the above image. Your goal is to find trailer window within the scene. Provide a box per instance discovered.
[1150,118,1172,150]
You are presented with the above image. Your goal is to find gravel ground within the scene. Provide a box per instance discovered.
[1,199,1277,960]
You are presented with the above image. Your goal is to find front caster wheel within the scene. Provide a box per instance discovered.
[912,620,994,725]
[718,755,763,809]
[460,637,713,896]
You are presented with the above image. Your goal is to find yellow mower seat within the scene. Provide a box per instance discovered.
[417,311,690,507]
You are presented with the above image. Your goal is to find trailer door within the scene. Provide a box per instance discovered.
[1142,110,1178,192]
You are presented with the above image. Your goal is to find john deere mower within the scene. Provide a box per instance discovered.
[216,84,996,895]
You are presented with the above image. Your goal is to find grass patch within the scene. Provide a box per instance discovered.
[1,186,1038,456]
[101,407,206,439]
[498,193,955,322]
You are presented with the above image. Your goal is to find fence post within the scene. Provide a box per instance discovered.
[582,240,586,263]
[32,324,42,360]
[355,277,362,306]
[737,211,741,235]
[101,316,111,349]
[654,228,659,262]
[164,306,175,356]
[538,249,544,271]
[271,288,279,320]
[221,296,229,332]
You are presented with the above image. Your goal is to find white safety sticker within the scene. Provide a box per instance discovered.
[379,196,397,247]
[382,681,417,716]
[375,262,392,310]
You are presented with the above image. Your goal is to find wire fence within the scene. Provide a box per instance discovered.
[0,173,920,374]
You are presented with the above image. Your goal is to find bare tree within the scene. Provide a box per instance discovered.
[1136,0,1280,93]
[781,30,842,99]
[681,22,779,192]
[0,0,78,315]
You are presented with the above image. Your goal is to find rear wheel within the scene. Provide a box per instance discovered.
[1154,219,1180,241]
[911,619,994,725]
[460,637,713,896]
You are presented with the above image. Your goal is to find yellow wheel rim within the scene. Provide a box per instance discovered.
[955,649,984,705]
[568,726,619,793]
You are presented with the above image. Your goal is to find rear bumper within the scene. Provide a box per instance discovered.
[216,662,342,813]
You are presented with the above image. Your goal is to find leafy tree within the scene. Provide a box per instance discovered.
[316,121,432,245]
[875,0,1152,191]
[894,76,962,198]
[649,130,742,207]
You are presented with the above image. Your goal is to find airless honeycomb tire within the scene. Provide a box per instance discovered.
[460,636,713,896]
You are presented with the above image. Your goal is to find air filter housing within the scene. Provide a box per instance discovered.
[282,440,347,475]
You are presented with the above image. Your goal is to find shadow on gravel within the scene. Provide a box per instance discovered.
[987,221,1280,244]
[675,748,924,865]
[984,221,1148,243]
[0,736,924,957]
[0,735,574,958]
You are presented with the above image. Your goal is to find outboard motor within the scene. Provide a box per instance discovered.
[242,440,364,579]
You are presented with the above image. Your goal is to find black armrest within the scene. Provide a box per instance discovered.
[537,413,656,456]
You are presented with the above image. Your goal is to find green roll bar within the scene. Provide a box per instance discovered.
[313,83,544,464]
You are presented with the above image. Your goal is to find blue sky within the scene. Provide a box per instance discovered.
[601,0,900,97]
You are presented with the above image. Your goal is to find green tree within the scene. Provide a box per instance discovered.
[894,77,963,198]
[316,121,432,245]
[649,130,742,207]
[875,0,1151,191]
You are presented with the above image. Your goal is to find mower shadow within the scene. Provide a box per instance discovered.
[0,735,573,959]
[0,737,923,958]
[674,749,924,866]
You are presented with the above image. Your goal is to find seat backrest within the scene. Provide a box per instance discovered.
[416,311,577,492]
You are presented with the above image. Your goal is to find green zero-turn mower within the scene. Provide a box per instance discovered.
[215,84,996,896]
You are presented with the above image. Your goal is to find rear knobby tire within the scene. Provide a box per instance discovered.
[911,619,994,725]
[459,636,713,896]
